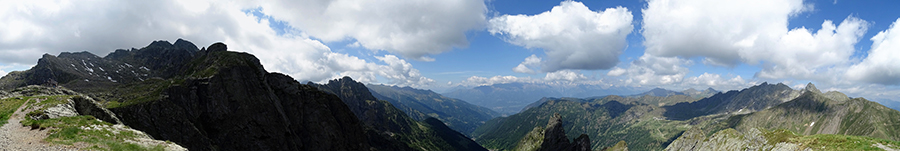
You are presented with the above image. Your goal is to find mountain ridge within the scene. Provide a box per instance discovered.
[366,84,499,136]
[0,39,488,151]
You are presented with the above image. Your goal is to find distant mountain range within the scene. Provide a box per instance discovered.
[442,83,643,115]
[472,82,900,150]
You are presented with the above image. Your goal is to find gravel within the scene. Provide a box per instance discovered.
[0,98,77,151]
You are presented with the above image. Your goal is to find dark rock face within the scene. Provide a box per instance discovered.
[537,113,591,151]
[110,50,377,151]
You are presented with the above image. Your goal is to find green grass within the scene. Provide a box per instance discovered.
[794,134,900,151]
[0,97,29,126]
[756,128,900,151]
[21,115,167,151]
[28,95,76,111]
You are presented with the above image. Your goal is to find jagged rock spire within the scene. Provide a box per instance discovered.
[536,113,591,151]
[804,82,821,94]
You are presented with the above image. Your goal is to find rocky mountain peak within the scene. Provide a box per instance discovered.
[147,40,173,48]
[804,82,821,94]
[57,51,100,59]
[173,38,200,52]
[207,42,227,52]
[538,113,591,151]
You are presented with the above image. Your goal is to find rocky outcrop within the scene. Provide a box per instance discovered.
[9,86,120,124]
[513,113,591,151]
[72,96,122,124]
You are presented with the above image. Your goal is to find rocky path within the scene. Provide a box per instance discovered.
[0,98,75,151]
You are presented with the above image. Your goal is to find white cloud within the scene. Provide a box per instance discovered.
[642,0,810,66]
[489,1,633,72]
[0,0,434,88]
[0,67,7,77]
[683,73,750,91]
[512,54,541,74]
[610,55,691,86]
[543,70,587,81]
[461,75,538,86]
[846,18,900,85]
[641,0,869,82]
[606,67,626,76]
[250,0,487,61]
[754,17,868,80]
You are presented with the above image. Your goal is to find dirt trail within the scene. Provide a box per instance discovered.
[0,98,75,151]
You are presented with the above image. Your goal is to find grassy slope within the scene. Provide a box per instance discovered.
[732,92,900,141]
[707,128,900,150]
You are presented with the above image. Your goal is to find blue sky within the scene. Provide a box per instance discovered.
[299,0,900,91]
[1,0,899,102]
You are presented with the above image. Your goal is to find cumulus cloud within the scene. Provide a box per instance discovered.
[512,54,541,74]
[754,17,868,80]
[642,0,809,66]
[489,1,633,72]
[846,18,900,85]
[641,0,869,82]
[0,0,434,87]
[608,55,691,85]
[250,0,487,61]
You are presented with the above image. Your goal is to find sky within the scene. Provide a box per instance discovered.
[1,0,899,102]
